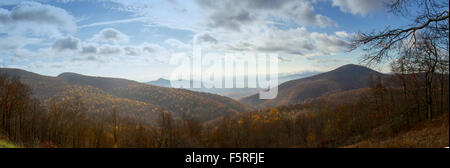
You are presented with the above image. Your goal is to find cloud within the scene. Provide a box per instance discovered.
[195,0,336,31]
[0,1,76,37]
[52,36,80,51]
[223,27,350,56]
[12,47,52,59]
[0,8,9,22]
[311,32,350,55]
[308,57,350,66]
[78,17,148,29]
[141,42,170,63]
[71,55,101,62]
[251,27,314,55]
[0,0,68,6]
[196,33,218,44]
[0,36,41,50]
[90,28,129,43]
[206,9,256,31]
[335,31,350,38]
[142,43,165,53]
[81,43,98,54]
[0,40,18,50]
[98,44,123,55]
[277,56,292,62]
[330,0,386,15]
[124,46,141,56]
[164,39,191,50]
[285,2,337,27]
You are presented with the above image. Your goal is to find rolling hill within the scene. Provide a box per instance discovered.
[240,64,388,108]
[0,68,253,122]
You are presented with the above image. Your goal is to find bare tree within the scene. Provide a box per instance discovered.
[350,0,449,120]
[349,0,448,64]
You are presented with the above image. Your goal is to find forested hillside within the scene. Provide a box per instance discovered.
[1,68,252,122]
[1,63,447,148]
[241,64,388,108]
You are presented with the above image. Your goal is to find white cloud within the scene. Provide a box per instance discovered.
[164,39,191,50]
[90,28,129,44]
[195,33,218,44]
[335,31,350,38]
[195,0,336,31]
[285,2,337,27]
[98,44,123,55]
[52,36,80,51]
[0,1,76,37]
[78,17,148,29]
[81,43,98,54]
[0,36,41,50]
[141,42,170,63]
[330,0,386,16]
[124,46,141,56]
[142,43,165,53]
[71,55,102,62]
[310,32,350,55]
[211,27,350,57]
[12,47,52,59]
[0,0,68,6]
[250,27,314,55]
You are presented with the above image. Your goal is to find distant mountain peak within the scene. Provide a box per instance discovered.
[146,78,172,87]
[323,64,380,77]
[241,64,387,108]
[57,72,83,77]
[333,64,373,71]
[155,78,170,82]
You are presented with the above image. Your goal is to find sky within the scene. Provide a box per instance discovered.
[0,0,415,82]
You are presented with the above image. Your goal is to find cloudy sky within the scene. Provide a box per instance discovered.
[0,0,412,81]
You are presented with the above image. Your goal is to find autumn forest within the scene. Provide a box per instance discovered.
[0,0,449,148]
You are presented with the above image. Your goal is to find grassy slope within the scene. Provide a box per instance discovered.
[345,113,449,148]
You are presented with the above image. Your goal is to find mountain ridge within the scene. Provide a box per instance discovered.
[145,71,320,99]
[240,64,388,108]
[1,68,253,122]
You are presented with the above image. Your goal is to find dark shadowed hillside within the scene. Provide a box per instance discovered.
[240,64,388,108]
[0,68,68,100]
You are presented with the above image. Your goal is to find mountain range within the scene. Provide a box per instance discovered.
[146,71,319,99]
[1,64,388,122]
[0,68,252,122]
